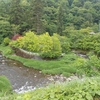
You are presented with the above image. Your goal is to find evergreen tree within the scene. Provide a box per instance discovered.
[68,0,74,7]
[57,5,64,35]
[9,0,23,25]
[30,0,43,34]
[0,0,6,16]
[99,20,100,32]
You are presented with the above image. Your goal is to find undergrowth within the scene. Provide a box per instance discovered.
[1,77,100,100]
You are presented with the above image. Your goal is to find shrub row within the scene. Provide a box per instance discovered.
[9,31,70,58]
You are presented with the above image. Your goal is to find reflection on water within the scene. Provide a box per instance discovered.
[0,54,50,93]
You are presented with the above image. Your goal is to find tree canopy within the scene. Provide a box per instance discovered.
[0,0,100,37]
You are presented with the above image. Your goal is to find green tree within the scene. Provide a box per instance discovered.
[93,2,100,23]
[0,20,12,43]
[42,0,60,35]
[40,32,62,58]
[79,0,86,6]
[57,5,64,35]
[30,0,43,34]
[0,0,6,16]
[0,0,100,36]
[99,20,100,32]
[68,0,74,7]
[9,0,23,25]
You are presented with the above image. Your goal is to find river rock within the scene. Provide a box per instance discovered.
[0,55,2,58]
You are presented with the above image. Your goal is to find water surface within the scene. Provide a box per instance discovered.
[0,54,51,93]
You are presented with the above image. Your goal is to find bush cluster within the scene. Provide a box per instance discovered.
[76,33,100,55]
[65,27,93,49]
[10,31,70,58]
[2,37,11,46]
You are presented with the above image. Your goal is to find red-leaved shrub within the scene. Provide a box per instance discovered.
[12,34,22,40]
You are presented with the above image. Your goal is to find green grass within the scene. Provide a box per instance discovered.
[0,45,100,77]
[9,53,84,76]
[0,76,12,97]
[0,45,87,76]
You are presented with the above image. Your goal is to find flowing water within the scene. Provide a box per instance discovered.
[72,50,88,59]
[0,54,51,93]
[0,51,83,93]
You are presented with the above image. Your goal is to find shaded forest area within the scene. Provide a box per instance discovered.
[0,0,100,43]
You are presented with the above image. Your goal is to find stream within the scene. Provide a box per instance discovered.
[0,54,51,93]
[0,50,85,93]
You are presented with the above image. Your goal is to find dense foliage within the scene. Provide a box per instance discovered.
[10,31,71,58]
[1,77,100,100]
[0,20,12,43]
[39,33,62,58]
[75,33,100,56]
[0,0,100,37]
[0,0,100,99]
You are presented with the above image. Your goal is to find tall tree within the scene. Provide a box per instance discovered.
[79,0,86,6]
[99,20,100,32]
[68,0,74,7]
[43,0,58,35]
[30,0,43,34]
[9,0,23,25]
[57,5,64,35]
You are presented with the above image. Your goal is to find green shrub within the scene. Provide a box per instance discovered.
[77,33,100,55]
[0,45,14,56]
[9,40,19,48]
[79,27,93,34]
[10,32,62,58]
[0,20,12,44]
[2,37,11,46]
[10,31,40,52]
[60,36,70,53]
[55,34,70,53]
[4,48,14,55]
[2,77,100,100]
[65,27,93,49]
[78,54,100,76]
[29,77,100,100]
[66,29,85,49]
[40,33,62,58]
[23,31,40,52]
[78,35,95,50]
[0,76,12,96]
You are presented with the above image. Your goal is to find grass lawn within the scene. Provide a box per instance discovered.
[0,45,87,77]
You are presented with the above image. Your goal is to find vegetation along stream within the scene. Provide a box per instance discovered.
[0,53,52,93]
